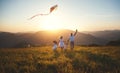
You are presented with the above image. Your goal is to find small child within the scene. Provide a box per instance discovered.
[59,36,64,51]
[52,41,58,51]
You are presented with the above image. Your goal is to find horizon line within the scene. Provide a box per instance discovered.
[0,29,120,33]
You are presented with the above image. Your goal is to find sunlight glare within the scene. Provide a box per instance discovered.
[41,14,62,30]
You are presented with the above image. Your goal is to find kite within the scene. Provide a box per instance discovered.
[29,4,58,20]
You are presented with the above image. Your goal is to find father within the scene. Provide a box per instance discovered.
[68,29,78,50]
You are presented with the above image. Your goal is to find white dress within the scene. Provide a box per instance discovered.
[59,39,64,47]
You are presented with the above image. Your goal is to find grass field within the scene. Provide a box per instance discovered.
[0,46,120,73]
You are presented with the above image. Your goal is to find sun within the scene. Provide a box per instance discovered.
[41,14,62,30]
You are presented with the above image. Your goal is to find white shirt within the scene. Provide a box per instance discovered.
[69,35,74,42]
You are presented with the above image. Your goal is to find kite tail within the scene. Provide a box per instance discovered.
[40,13,50,16]
[28,4,58,20]
[28,14,42,20]
[28,13,50,20]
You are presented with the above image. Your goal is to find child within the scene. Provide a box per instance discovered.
[59,36,64,51]
[52,41,57,51]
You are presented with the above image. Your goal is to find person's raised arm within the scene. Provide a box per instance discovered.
[74,29,78,36]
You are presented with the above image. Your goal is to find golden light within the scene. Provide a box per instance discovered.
[41,14,62,30]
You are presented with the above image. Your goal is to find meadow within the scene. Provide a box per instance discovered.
[0,46,120,73]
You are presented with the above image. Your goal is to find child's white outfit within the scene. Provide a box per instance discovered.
[59,39,64,47]
[53,44,57,50]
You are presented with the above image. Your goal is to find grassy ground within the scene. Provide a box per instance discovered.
[0,46,120,73]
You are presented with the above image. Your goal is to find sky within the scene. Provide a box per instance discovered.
[0,0,120,32]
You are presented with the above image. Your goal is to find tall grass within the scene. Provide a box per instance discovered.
[0,46,120,73]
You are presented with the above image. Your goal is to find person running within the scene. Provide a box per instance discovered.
[68,29,78,50]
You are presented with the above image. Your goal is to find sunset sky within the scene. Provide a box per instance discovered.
[0,0,120,32]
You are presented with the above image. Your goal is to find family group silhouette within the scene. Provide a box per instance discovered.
[53,29,78,51]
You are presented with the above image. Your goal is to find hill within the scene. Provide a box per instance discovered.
[1,29,120,48]
[85,30,120,41]
[0,30,105,48]
[107,39,120,46]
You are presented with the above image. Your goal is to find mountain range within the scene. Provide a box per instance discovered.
[0,29,120,48]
